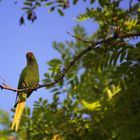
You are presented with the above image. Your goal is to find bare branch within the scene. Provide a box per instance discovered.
[0,84,17,92]
[0,32,140,93]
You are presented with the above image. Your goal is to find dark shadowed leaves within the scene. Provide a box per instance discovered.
[19,16,25,25]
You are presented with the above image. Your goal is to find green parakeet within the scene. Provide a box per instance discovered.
[11,52,39,131]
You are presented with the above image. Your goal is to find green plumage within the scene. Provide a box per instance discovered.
[11,52,39,131]
[18,52,39,97]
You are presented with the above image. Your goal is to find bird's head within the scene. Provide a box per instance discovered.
[26,52,37,64]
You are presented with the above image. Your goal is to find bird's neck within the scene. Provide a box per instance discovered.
[27,62,38,69]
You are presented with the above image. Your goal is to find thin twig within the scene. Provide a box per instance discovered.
[67,31,92,44]
[0,76,6,85]
[0,32,140,93]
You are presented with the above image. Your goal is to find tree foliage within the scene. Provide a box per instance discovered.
[1,0,140,139]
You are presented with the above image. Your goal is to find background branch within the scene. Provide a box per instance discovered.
[0,32,140,93]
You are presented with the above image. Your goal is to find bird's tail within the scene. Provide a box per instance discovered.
[11,92,27,131]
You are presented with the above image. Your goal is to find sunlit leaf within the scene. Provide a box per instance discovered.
[81,100,101,110]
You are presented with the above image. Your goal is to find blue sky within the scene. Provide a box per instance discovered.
[0,1,96,115]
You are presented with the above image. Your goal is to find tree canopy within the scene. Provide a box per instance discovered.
[1,0,140,140]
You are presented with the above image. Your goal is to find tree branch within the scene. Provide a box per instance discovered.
[0,32,140,93]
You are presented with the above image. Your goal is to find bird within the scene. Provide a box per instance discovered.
[11,52,39,131]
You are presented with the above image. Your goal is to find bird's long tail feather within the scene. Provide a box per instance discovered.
[11,93,27,131]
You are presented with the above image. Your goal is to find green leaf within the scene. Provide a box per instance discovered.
[48,6,55,12]
[136,42,140,48]
[24,107,30,116]
[36,1,41,7]
[44,2,53,7]
[48,59,61,66]
[113,52,119,65]
[57,9,64,16]
[51,87,59,93]
[98,0,108,7]
[120,51,126,63]
[24,1,32,6]
[26,0,35,2]
[22,7,30,10]
[81,100,101,110]
[43,99,48,105]
[90,0,95,4]
[73,0,78,5]
[39,97,43,102]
